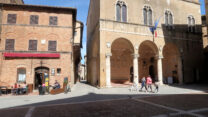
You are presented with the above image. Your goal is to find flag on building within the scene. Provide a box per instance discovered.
[150,16,162,37]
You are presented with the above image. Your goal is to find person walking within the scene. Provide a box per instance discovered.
[146,75,153,92]
[140,77,147,92]
[154,82,159,93]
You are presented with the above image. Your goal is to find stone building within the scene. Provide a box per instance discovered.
[0,0,23,4]
[0,3,82,90]
[87,0,204,87]
[73,21,84,83]
[202,0,208,83]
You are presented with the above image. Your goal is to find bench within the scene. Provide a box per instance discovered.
[50,83,67,95]
[50,88,64,95]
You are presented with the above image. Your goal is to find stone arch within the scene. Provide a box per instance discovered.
[139,40,159,82]
[111,38,134,84]
[162,43,182,84]
[46,33,59,39]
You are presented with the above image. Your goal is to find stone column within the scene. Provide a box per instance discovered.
[106,53,112,87]
[178,56,183,85]
[133,54,139,85]
[157,55,163,85]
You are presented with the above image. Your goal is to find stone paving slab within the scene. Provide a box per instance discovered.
[0,108,29,117]
[140,94,208,111]
[31,99,175,117]
[1,94,208,117]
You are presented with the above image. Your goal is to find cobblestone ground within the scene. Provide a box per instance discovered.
[0,82,208,117]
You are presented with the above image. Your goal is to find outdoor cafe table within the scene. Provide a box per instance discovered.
[0,86,8,95]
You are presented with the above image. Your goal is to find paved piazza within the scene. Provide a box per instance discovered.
[0,82,208,117]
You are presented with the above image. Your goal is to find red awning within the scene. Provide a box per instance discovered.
[3,53,60,58]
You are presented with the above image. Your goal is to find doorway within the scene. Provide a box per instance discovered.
[149,65,155,82]
[34,67,49,89]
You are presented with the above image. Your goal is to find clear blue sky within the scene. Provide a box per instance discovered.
[24,0,205,64]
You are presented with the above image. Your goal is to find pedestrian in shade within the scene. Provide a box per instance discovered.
[140,77,147,92]
[146,75,153,92]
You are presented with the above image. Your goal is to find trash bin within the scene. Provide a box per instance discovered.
[38,85,42,95]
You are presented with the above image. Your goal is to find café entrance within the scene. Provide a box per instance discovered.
[34,67,49,89]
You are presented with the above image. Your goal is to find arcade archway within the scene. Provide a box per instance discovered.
[162,43,181,84]
[111,38,134,84]
[139,41,159,82]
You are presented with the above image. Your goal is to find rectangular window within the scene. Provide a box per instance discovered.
[48,41,57,51]
[7,14,17,24]
[57,68,61,75]
[30,15,39,25]
[49,16,58,26]
[5,39,15,51]
[17,68,26,83]
[29,40,37,51]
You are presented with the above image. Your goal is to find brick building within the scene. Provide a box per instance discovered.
[0,3,82,90]
[0,0,23,4]
[87,0,204,87]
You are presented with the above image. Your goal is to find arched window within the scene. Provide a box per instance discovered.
[148,9,152,25]
[116,3,121,21]
[143,5,152,26]
[143,8,147,25]
[188,15,195,32]
[165,12,168,25]
[169,13,173,25]
[116,1,127,22]
[17,68,26,83]
[165,10,173,26]
[122,5,127,22]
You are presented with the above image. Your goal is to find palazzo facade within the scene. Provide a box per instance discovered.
[202,0,208,83]
[0,3,82,90]
[87,0,204,87]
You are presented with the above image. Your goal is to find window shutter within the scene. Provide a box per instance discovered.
[30,15,39,25]
[49,16,58,25]
[5,39,15,51]
[48,41,57,51]
[29,40,37,51]
[7,14,17,24]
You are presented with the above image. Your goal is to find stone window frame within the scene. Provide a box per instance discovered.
[115,0,128,22]
[187,15,196,33]
[143,5,153,26]
[17,67,26,83]
[7,14,17,24]
[28,40,38,51]
[30,15,39,25]
[164,9,174,29]
[5,39,15,51]
[49,16,58,26]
